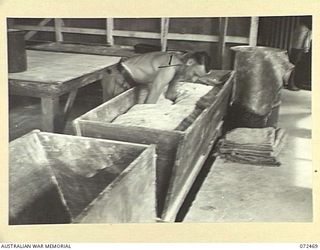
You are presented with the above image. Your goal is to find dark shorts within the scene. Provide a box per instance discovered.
[103,61,137,99]
[116,61,137,87]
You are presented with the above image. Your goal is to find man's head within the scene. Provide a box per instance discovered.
[180,51,211,82]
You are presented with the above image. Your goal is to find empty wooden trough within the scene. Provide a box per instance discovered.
[9,130,156,224]
[73,70,235,222]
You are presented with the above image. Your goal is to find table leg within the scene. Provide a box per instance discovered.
[59,90,78,132]
[63,90,78,116]
[101,73,116,102]
[41,97,60,132]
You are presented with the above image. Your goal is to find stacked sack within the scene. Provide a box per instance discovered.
[217,127,286,166]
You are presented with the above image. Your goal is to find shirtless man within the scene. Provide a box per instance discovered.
[288,16,312,91]
[103,51,211,103]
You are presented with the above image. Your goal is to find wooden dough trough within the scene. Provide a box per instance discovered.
[9,130,156,224]
[73,70,235,222]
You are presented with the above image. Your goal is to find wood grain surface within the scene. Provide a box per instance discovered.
[9,131,156,224]
[9,50,120,84]
[28,42,138,58]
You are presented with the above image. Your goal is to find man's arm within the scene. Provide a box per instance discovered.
[164,71,184,101]
[145,66,177,104]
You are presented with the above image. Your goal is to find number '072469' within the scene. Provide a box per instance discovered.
[300,244,319,248]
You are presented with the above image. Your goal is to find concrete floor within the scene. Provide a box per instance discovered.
[184,89,312,222]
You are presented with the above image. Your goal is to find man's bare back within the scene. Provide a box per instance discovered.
[106,51,211,103]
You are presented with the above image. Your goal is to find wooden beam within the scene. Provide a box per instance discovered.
[217,17,228,70]
[283,17,290,50]
[163,121,224,222]
[41,97,60,132]
[288,17,298,50]
[274,17,281,48]
[160,18,170,51]
[24,18,52,40]
[13,25,104,35]
[226,36,249,44]
[113,30,160,39]
[279,17,286,49]
[106,18,114,46]
[13,24,250,44]
[249,17,259,46]
[54,18,63,42]
[63,90,78,115]
[14,24,55,32]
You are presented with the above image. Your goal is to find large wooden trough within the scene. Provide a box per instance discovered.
[73,70,235,222]
[9,130,156,224]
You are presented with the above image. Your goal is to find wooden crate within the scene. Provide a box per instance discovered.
[73,70,235,221]
[9,130,156,224]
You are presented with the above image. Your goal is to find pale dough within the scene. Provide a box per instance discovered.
[112,82,213,130]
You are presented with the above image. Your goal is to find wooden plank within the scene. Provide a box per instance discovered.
[9,50,120,86]
[54,18,64,42]
[74,119,182,217]
[101,72,115,102]
[41,97,60,132]
[39,130,150,152]
[63,90,77,115]
[279,17,287,49]
[269,18,275,47]
[9,66,112,98]
[74,88,184,217]
[25,18,52,40]
[288,17,298,51]
[59,90,78,132]
[249,17,259,46]
[76,145,157,223]
[14,24,249,44]
[84,87,137,121]
[113,30,160,39]
[106,18,114,46]
[162,73,235,221]
[74,119,182,159]
[9,79,62,98]
[10,131,156,224]
[264,18,270,46]
[163,121,224,222]
[284,17,290,50]
[14,24,55,32]
[37,133,153,219]
[28,42,138,58]
[226,36,249,44]
[217,17,228,69]
[58,67,113,96]
[274,17,281,48]
[13,25,104,35]
[161,18,170,52]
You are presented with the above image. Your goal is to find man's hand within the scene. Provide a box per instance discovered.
[197,76,222,85]
[145,66,176,104]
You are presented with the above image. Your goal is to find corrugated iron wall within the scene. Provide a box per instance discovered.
[258,16,301,51]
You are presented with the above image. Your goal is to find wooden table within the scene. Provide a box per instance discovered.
[9,50,121,132]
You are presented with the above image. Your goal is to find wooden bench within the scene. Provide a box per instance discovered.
[9,50,121,132]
